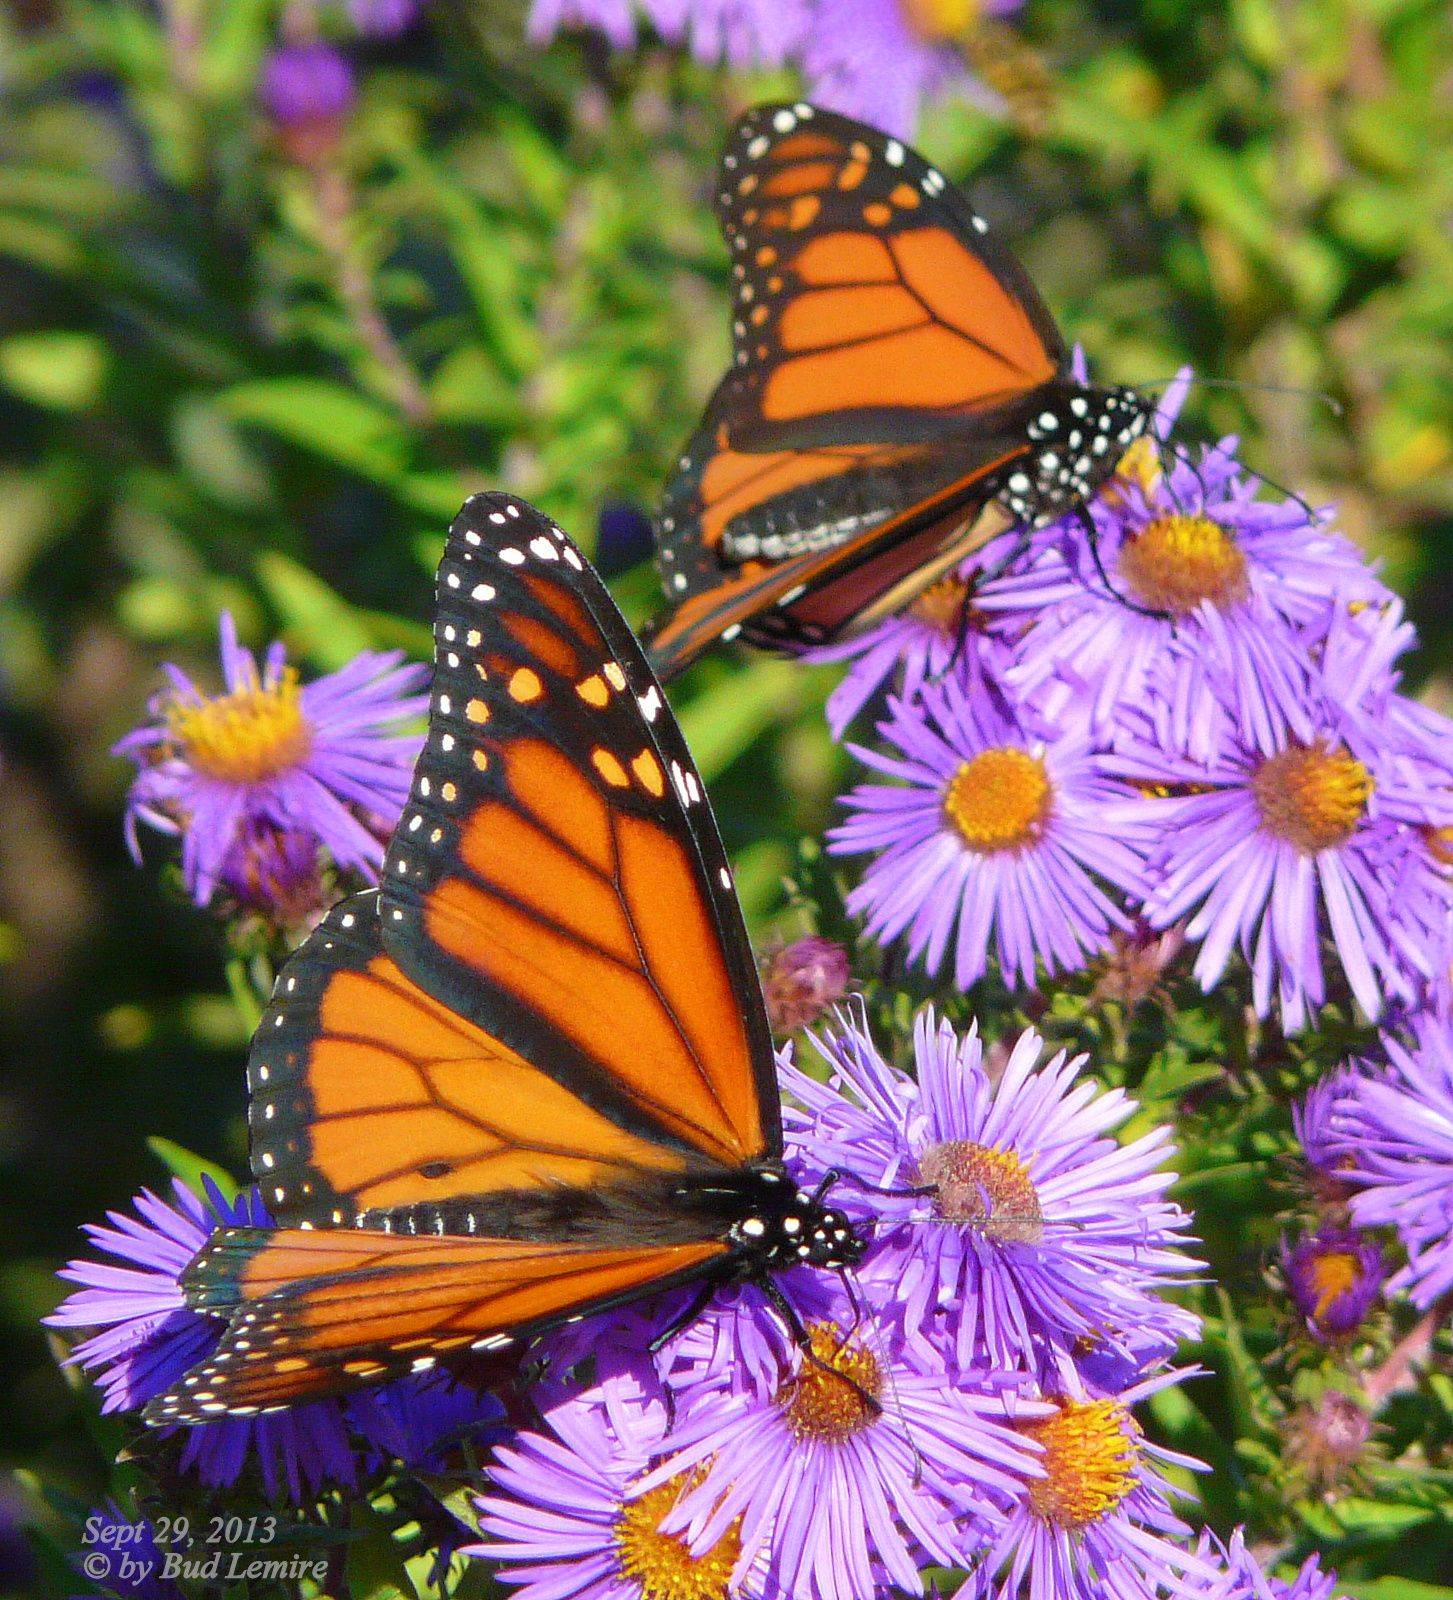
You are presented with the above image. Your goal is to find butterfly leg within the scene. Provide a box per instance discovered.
[756,1276,883,1418]
[825,1167,936,1202]
[648,1279,722,1357]
[1076,502,1166,620]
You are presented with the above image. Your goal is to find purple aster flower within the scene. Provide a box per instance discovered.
[968,1368,1211,1600]
[1106,652,1453,1030]
[648,1272,1041,1600]
[472,1347,763,1600]
[983,405,1392,764]
[260,43,357,129]
[74,1506,184,1600]
[348,0,420,36]
[1284,1390,1373,1487]
[1185,1527,1344,1600]
[215,818,334,930]
[782,1006,1199,1376]
[830,675,1151,989]
[1292,1067,1360,1200]
[1280,1227,1385,1341]
[799,0,1026,138]
[529,0,802,65]
[528,0,640,51]
[115,612,427,908]
[348,1372,507,1473]
[1342,1013,1453,1307]
[760,935,852,1033]
[804,537,1022,740]
[46,1179,358,1502]
[528,1,1028,136]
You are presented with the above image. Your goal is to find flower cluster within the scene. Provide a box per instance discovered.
[115,613,427,926]
[529,0,1030,136]
[821,367,1453,1427]
[461,1008,1208,1600]
[829,379,1453,1033]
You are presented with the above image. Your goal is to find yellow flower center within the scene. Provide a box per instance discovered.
[917,1140,1043,1244]
[902,0,980,43]
[1117,514,1249,615]
[613,1472,743,1600]
[909,574,975,634]
[1252,742,1372,854]
[166,668,311,783]
[1103,435,1162,502]
[779,1322,882,1442]
[944,747,1052,853]
[1306,1250,1361,1320]
[1426,826,1453,869]
[1024,1400,1140,1530]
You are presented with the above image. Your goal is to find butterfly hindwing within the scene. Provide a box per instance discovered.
[379,492,781,1170]
[144,1228,726,1421]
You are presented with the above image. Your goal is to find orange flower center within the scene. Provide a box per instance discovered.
[613,1471,743,1600]
[1252,743,1372,853]
[908,574,974,633]
[944,747,1053,853]
[917,1140,1044,1243]
[902,0,980,43]
[1426,826,1453,869]
[166,668,311,783]
[779,1321,882,1442]
[1024,1400,1140,1530]
[1306,1250,1361,1320]
[1118,514,1249,614]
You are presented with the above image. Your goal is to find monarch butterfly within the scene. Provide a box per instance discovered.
[142,492,864,1425]
[645,102,1151,681]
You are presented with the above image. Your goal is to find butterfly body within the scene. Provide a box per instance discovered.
[143,492,866,1426]
[645,103,1152,679]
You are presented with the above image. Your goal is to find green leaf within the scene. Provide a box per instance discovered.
[255,553,375,671]
[0,330,108,410]
[221,378,412,482]
[1337,1584,1453,1600]
[676,659,824,784]
[146,1137,240,1203]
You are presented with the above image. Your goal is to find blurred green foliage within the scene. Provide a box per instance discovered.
[1,0,1451,1591]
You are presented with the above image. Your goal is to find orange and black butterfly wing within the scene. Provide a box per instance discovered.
[378,490,780,1170]
[145,1229,726,1421]
[245,890,710,1230]
[146,493,785,1421]
[648,101,1072,677]
[707,101,1065,450]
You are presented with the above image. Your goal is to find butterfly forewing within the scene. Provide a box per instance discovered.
[378,492,781,1168]
[247,892,700,1230]
[143,492,810,1423]
[649,102,1076,678]
[713,101,1064,443]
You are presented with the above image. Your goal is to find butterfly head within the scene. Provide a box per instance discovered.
[732,1173,868,1272]
[995,382,1152,530]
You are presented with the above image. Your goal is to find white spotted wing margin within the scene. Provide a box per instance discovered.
[245,890,387,1226]
[376,490,784,1156]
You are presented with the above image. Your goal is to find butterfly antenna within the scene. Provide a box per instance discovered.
[840,1267,925,1487]
[831,1168,936,1202]
[1135,374,1343,418]
[1164,436,1324,528]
